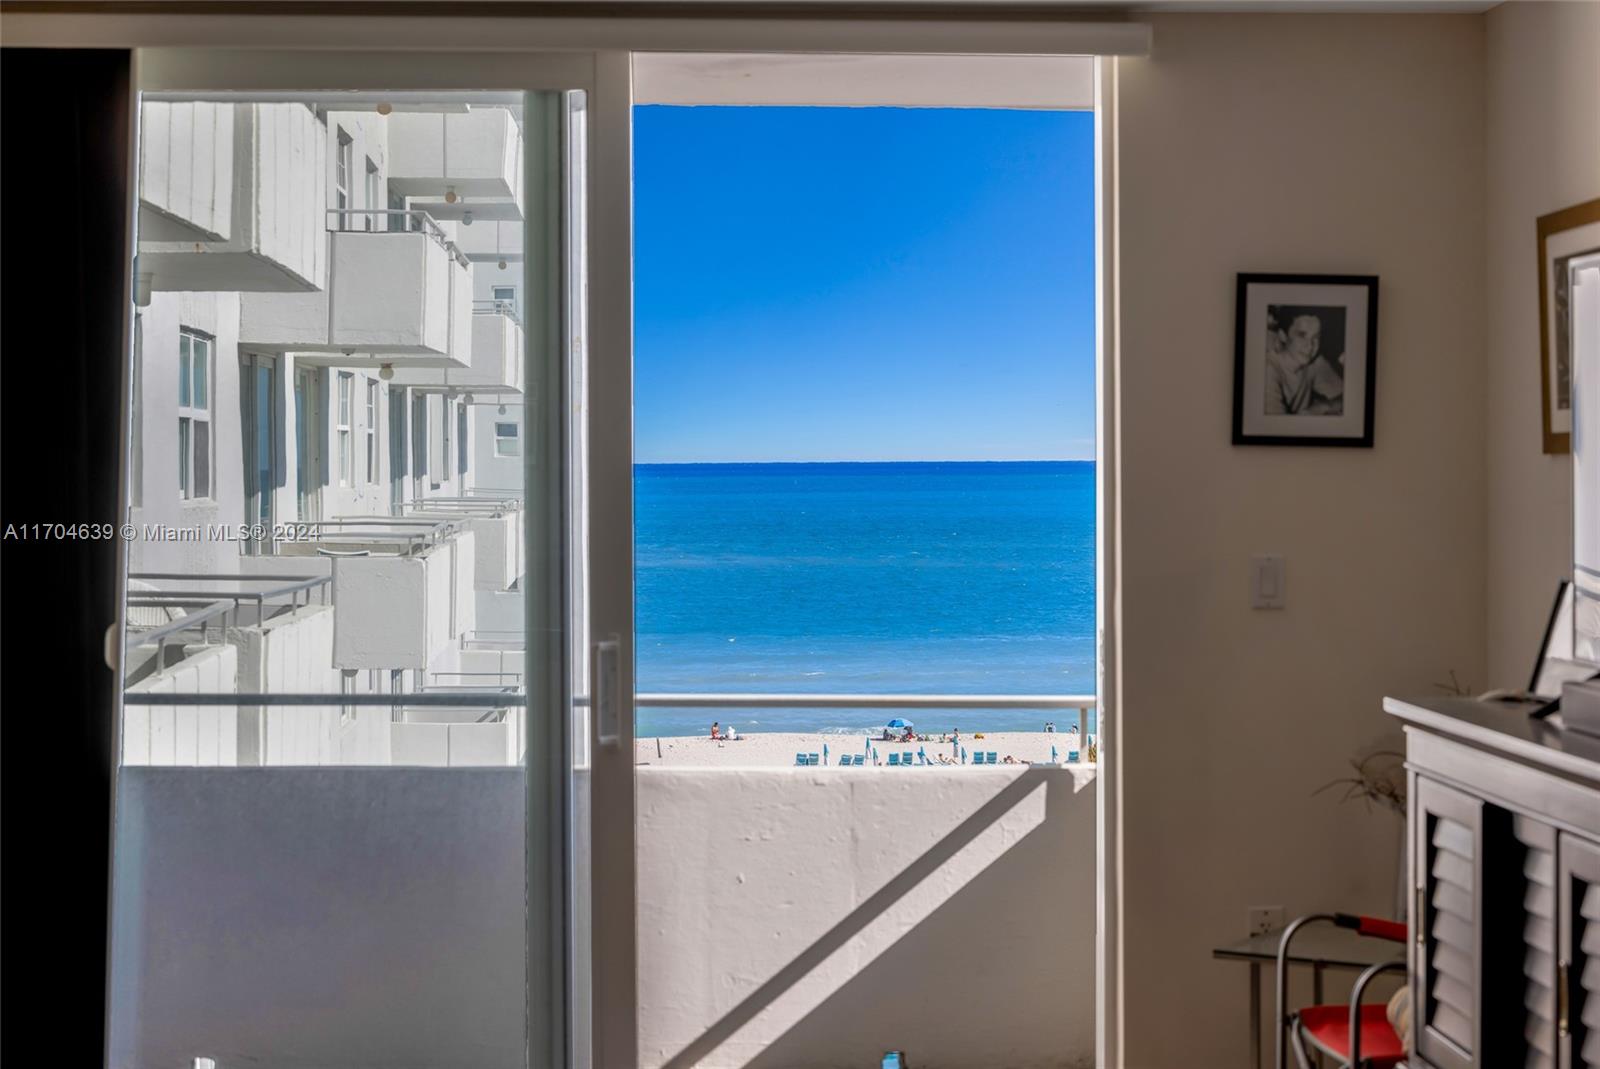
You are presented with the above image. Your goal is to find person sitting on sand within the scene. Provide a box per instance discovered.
[726,725,738,741]
[902,728,915,743]
[710,722,721,740]
[1003,755,1017,764]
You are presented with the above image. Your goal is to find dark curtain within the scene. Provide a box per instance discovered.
[0,47,134,1064]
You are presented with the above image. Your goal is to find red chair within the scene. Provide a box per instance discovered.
[1275,912,1408,1069]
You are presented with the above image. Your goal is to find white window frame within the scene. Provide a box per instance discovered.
[177,327,212,501]
[366,379,379,484]
[335,125,352,219]
[336,370,353,487]
[494,419,520,458]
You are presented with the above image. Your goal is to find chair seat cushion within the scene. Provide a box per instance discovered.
[1298,1003,1404,1066]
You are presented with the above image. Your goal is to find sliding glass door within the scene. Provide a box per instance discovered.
[110,52,630,1068]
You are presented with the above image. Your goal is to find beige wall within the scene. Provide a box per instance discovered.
[1485,1,1600,685]
[1116,15,1486,1065]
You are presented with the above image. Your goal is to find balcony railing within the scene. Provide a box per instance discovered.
[325,208,471,268]
[472,297,522,327]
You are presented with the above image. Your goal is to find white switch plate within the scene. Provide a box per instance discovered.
[1251,555,1286,609]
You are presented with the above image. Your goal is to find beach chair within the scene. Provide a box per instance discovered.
[807,753,820,765]
[986,751,998,764]
[855,754,866,766]
[969,752,983,765]
[887,752,901,766]
[837,753,852,766]
[795,753,807,766]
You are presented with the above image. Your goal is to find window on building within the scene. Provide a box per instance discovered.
[335,127,352,221]
[178,328,212,500]
[365,157,381,232]
[337,371,353,487]
[366,379,379,484]
[494,420,520,457]
[491,285,516,315]
[457,401,469,478]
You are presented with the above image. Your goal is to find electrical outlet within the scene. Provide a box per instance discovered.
[1249,905,1285,937]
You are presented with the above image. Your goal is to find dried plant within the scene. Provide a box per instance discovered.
[1314,750,1406,817]
[1434,669,1473,696]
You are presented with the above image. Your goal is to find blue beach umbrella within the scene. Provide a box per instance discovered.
[918,746,926,765]
[823,743,829,765]
[960,746,967,765]
[1051,744,1058,764]
[886,717,913,730]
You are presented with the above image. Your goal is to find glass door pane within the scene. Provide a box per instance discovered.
[111,84,590,1069]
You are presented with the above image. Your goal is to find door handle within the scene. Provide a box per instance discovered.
[593,637,620,748]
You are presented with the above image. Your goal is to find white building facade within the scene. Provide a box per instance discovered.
[123,96,528,769]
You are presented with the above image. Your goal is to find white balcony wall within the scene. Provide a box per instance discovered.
[637,767,1097,1069]
[392,712,521,767]
[330,531,474,670]
[387,108,522,207]
[109,766,1090,1069]
[123,644,240,766]
[475,587,526,634]
[140,103,327,292]
[139,101,232,241]
[228,603,389,766]
[238,232,471,364]
[389,308,520,394]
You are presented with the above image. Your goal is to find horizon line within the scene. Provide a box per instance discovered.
[633,458,1096,466]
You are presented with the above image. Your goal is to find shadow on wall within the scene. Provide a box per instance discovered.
[642,767,1097,1069]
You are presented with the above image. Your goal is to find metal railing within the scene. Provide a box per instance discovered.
[472,298,522,327]
[325,208,471,268]
[127,573,331,635]
[289,516,465,555]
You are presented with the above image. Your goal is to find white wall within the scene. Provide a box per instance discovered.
[1485,1,1600,684]
[1116,15,1486,1065]
[123,644,240,766]
[129,292,247,574]
[637,767,1096,1069]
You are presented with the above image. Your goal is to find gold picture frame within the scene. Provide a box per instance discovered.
[1537,197,1600,455]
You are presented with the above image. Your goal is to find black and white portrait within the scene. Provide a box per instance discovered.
[1233,275,1378,447]
[1264,304,1346,417]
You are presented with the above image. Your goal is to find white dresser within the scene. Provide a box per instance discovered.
[1387,696,1600,1069]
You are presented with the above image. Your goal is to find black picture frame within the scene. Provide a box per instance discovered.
[1232,272,1379,447]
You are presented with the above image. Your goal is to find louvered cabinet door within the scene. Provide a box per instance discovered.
[1559,833,1600,1069]
[1518,816,1561,1069]
[1415,777,1483,1069]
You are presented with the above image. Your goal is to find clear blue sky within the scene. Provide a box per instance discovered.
[634,105,1095,463]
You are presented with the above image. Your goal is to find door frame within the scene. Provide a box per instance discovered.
[3,13,1141,1067]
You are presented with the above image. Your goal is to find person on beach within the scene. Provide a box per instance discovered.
[710,722,721,740]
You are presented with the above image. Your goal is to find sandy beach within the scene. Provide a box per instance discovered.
[634,730,1092,768]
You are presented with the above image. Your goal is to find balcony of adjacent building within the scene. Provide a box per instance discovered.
[237,209,474,371]
[385,107,524,228]
[136,100,327,294]
[386,298,524,394]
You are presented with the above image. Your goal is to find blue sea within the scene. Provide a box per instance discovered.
[634,461,1096,736]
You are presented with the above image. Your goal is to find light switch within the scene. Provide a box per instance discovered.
[1251,555,1286,609]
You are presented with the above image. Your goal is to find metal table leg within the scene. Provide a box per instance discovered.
[1250,961,1262,1069]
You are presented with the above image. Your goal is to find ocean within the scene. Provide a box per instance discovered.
[634,461,1096,736]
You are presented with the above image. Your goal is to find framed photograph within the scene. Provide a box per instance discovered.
[1536,197,1600,455]
[1232,273,1379,447]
